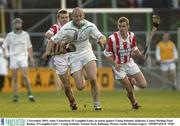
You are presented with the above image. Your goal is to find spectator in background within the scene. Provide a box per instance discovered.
[155,32,178,90]
[0,37,8,92]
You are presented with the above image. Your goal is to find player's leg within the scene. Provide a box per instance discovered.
[72,69,86,90]
[71,59,86,91]
[84,60,101,110]
[119,76,140,109]
[0,75,5,92]
[168,63,177,90]
[11,68,19,102]
[59,71,77,110]
[21,67,35,102]
[160,63,169,89]
[169,69,177,89]
[131,71,147,89]
[54,55,77,110]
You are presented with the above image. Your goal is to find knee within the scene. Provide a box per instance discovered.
[89,79,97,87]
[12,76,18,82]
[77,85,85,91]
[135,78,147,88]
[138,82,147,88]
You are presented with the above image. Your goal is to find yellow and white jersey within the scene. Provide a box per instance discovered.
[155,40,178,62]
[2,31,32,56]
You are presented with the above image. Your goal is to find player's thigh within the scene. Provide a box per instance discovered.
[10,56,19,69]
[54,55,69,75]
[59,70,70,88]
[119,76,133,92]
[160,63,168,72]
[19,55,28,68]
[21,67,29,78]
[131,71,147,88]
[72,69,85,90]
[11,68,18,79]
[84,60,97,81]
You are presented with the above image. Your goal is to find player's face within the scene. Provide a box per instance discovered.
[72,10,85,27]
[14,21,22,30]
[58,13,69,26]
[163,33,169,41]
[118,22,129,34]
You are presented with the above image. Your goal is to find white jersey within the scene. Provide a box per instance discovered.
[0,38,8,75]
[2,31,32,56]
[51,19,104,55]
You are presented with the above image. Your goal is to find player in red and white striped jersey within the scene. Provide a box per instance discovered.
[104,17,147,109]
[45,9,77,110]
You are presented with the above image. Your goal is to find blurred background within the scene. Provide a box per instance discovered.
[0,0,180,91]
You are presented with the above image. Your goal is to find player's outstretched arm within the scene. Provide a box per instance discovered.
[42,40,54,59]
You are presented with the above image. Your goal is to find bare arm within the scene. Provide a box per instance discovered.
[105,55,121,71]
[98,36,107,50]
[2,48,8,59]
[28,47,35,66]
[42,39,55,59]
[131,48,146,60]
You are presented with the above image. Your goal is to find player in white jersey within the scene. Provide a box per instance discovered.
[2,18,35,102]
[43,7,106,110]
[0,37,8,92]
[104,17,147,109]
[44,9,77,110]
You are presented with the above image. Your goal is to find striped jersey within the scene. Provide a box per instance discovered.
[104,31,137,64]
[47,23,61,53]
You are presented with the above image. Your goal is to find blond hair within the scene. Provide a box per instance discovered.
[117,17,129,26]
[57,9,68,17]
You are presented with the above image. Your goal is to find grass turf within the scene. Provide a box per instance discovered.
[0,90,180,118]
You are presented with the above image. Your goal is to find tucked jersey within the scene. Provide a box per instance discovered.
[104,31,137,64]
[2,31,32,56]
[47,23,61,53]
[51,19,104,55]
[156,40,178,62]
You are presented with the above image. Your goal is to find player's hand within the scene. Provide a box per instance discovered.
[138,54,147,64]
[30,58,35,67]
[59,41,68,54]
[64,42,76,52]
[115,63,121,71]
[42,52,50,60]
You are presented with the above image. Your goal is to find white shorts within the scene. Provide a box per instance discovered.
[160,62,176,71]
[70,50,97,74]
[112,58,140,80]
[0,58,8,75]
[10,55,28,69]
[53,54,69,75]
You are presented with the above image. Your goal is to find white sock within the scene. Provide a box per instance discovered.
[94,101,101,107]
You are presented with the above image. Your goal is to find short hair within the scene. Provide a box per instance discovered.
[13,18,23,24]
[57,9,68,17]
[117,17,129,26]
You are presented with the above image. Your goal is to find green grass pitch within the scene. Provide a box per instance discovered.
[0,90,180,117]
